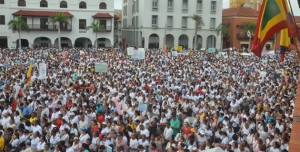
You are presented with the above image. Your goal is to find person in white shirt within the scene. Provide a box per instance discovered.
[139,125,150,138]
[79,128,90,144]
[163,123,173,141]
[129,133,139,152]
[31,120,42,134]
[36,137,46,151]
[9,132,19,148]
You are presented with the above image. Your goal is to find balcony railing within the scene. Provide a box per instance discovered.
[98,26,112,32]
[24,24,72,31]
[237,33,274,40]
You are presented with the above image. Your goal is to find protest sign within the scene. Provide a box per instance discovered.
[127,47,134,56]
[39,63,47,79]
[95,62,107,72]
[137,103,147,111]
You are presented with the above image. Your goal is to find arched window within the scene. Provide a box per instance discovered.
[60,1,67,8]
[99,2,107,9]
[79,1,86,9]
[40,0,48,7]
[18,0,26,7]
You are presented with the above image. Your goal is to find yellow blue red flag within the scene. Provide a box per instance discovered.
[251,0,291,58]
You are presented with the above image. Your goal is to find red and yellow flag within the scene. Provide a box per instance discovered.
[251,0,291,58]
[163,42,167,55]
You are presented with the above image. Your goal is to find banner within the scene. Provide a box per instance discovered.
[138,48,145,59]
[127,47,134,55]
[137,103,147,111]
[95,62,107,72]
[39,63,47,79]
[176,46,183,51]
[172,51,178,57]
[208,48,216,53]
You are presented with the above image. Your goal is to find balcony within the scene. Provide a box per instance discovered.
[237,33,275,40]
[100,26,112,32]
[24,24,72,31]
[223,33,230,38]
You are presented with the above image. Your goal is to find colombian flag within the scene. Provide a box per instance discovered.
[279,28,290,61]
[163,42,167,55]
[251,0,290,58]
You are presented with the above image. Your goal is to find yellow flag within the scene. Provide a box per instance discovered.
[27,62,32,78]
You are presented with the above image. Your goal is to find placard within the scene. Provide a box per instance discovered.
[176,46,183,51]
[172,51,178,57]
[138,48,145,59]
[127,47,134,56]
[208,48,216,53]
[95,62,107,72]
[39,63,47,79]
[106,146,112,152]
[137,103,147,111]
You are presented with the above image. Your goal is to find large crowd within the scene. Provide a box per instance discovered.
[0,47,297,152]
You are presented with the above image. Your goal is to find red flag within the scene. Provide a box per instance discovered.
[163,42,167,55]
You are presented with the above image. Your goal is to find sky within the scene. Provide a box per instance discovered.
[114,0,300,15]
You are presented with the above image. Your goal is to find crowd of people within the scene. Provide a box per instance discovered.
[0,47,297,152]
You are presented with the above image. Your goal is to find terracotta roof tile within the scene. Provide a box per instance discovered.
[116,14,122,22]
[12,10,73,17]
[223,7,259,17]
[92,13,113,18]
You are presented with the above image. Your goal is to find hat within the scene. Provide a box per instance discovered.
[74,137,79,140]
[70,113,75,116]
[190,128,196,133]
[81,128,88,132]
[199,130,205,135]
[102,122,106,125]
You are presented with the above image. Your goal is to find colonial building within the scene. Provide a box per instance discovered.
[114,11,122,45]
[122,0,222,49]
[0,0,115,48]
[229,0,262,10]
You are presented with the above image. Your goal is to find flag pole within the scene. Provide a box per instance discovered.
[164,23,167,46]
[287,0,300,58]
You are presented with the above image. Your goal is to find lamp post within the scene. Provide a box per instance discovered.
[247,30,251,50]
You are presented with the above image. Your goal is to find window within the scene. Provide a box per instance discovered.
[132,1,135,13]
[21,17,27,24]
[40,0,47,7]
[79,1,86,9]
[152,15,158,27]
[211,1,216,12]
[136,0,139,12]
[210,18,216,29]
[99,2,107,9]
[60,1,67,8]
[168,0,173,8]
[167,16,173,27]
[136,16,138,27]
[152,0,158,10]
[18,0,26,7]
[40,18,48,29]
[0,15,5,25]
[79,19,86,29]
[197,0,202,11]
[182,0,188,12]
[182,17,187,28]
[0,0,4,4]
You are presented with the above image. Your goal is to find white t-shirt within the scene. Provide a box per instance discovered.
[79,134,90,144]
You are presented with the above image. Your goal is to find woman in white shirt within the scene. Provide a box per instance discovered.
[91,132,100,152]
[66,141,75,152]
[72,137,81,152]
[138,135,150,149]
[9,132,19,148]
[129,133,139,152]
[29,131,40,150]
[60,128,69,143]
[269,141,281,152]
[79,128,90,144]
[36,137,46,152]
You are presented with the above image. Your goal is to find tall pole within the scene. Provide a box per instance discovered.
[248,30,251,50]
[164,23,167,46]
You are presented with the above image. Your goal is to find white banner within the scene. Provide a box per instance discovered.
[138,48,145,59]
[39,63,47,79]
[127,47,134,55]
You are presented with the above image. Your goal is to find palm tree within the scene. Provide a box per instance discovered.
[49,12,69,50]
[189,14,204,50]
[86,21,105,49]
[216,23,230,50]
[244,22,256,35]
[7,16,30,51]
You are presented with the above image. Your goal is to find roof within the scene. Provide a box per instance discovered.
[12,10,74,17]
[222,7,259,17]
[92,13,113,18]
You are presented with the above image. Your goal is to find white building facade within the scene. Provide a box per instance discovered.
[0,0,115,49]
[122,0,222,49]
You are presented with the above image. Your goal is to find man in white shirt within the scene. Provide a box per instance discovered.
[163,123,173,141]
[139,125,149,138]
[31,120,42,134]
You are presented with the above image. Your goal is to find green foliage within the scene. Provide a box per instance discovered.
[7,16,30,33]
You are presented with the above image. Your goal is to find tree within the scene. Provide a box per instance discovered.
[49,12,69,50]
[216,23,230,50]
[86,21,105,49]
[244,22,256,35]
[189,14,204,50]
[7,16,30,51]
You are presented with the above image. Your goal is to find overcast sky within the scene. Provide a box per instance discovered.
[114,0,300,15]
